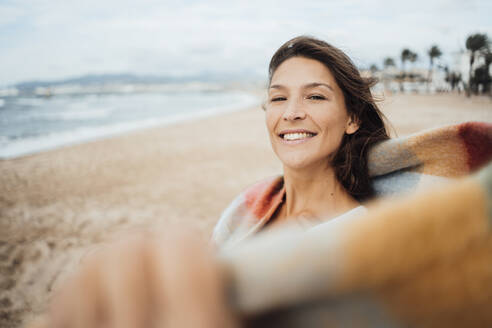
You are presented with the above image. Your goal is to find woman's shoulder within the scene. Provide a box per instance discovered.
[212,175,285,247]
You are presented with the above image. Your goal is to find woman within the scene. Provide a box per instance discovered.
[213,36,389,248]
[37,36,391,328]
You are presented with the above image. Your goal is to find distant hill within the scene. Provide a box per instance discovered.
[14,71,263,93]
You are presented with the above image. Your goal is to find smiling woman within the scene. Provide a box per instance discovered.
[267,57,357,170]
[29,35,492,328]
[213,36,390,246]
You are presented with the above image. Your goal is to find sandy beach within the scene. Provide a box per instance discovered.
[1,93,491,327]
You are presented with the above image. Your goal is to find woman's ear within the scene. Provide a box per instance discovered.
[345,116,360,134]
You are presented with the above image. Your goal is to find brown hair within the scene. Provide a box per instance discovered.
[267,36,390,201]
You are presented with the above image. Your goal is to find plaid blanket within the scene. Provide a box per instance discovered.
[213,122,492,248]
[215,122,492,327]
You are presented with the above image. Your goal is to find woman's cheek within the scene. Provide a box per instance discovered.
[265,111,280,136]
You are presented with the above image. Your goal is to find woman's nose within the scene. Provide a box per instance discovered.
[282,101,306,121]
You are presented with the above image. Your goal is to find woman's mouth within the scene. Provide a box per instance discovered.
[281,132,316,140]
[278,131,317,144]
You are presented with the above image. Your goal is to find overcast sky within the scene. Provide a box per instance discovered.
[1,0,491,86]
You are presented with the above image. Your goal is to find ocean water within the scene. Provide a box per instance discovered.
[0,90,260,159]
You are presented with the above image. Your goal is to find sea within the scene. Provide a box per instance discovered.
[0,89,260,159]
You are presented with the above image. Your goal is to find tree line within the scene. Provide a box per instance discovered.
[375,33,490,96]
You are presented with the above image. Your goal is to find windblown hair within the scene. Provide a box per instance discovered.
[268,36,390,201]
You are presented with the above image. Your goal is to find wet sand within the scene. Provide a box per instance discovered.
[0,93,491,327]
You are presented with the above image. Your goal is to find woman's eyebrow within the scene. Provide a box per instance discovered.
[304,82,334,92]
[269,82,334,92]
[269,84,286,90]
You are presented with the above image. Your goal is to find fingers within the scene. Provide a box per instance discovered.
[50,238,151,328]
[99,239,150,328]
[47,230,237,328]
[149,231,237,327]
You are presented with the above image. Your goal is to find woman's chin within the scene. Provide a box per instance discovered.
[280,158,322,171]
[274,149,330,172]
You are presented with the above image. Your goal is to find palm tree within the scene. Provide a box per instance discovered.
[382,57,396,93]
[465,33,489,94]
[369,64,378,74]
[427,45,442,91]
[383,57,395,68]
[401,49,412,74]
[476,50,492,94]
[408,51,418,84]
[485,51,492,70]
[409,51,418,67]
[484,51,492,94]
[400,49,412,91]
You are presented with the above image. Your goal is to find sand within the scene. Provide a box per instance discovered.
[0,93,491,327]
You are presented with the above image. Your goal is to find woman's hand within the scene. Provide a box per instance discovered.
[41,229,237,328]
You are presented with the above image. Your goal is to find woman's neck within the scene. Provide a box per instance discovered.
[282,163,360,221]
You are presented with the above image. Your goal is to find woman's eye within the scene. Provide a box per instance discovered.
[308,95,326,100]
[271,97,286,102]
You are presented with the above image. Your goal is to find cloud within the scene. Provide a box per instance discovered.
[0,0,491,85]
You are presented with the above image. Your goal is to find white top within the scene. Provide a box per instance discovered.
[280,205,367,231]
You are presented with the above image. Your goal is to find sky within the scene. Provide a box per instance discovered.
[1,0,491,86]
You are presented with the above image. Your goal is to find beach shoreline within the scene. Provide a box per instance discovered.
[0,93,491,327]
[0,90,262,160]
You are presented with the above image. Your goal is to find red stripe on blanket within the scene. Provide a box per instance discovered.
[244,176,284,220]
[458,122,492,171]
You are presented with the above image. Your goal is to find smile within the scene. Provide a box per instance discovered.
[278,130,317,144]
[281,132,316,141]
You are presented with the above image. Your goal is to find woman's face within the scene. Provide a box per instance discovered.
[265,56,358,170]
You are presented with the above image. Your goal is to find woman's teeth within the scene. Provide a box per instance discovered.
[282,132,315,141]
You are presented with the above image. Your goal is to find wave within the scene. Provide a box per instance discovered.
[22,108,114,121]
[14,97,46,106]
[0,93,259,159]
